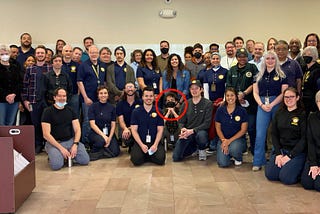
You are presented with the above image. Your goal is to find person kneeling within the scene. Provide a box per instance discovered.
[41,88,89,170]
[130,87,166,166]
[215,88,248,167]
[88,86,120,160]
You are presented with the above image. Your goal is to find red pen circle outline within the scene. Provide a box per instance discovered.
[155,88,188,121]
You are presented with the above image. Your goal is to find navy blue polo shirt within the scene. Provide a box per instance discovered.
[17,47,35,68]
[215,105,248,139]
[136,66,161,94]
[254,69,288,96]
[77,60,106,102]
[204,67,228,101]
[114,62,127,90]
[131,105,164,144]
[197,68,207,84]
[280,58,302,88]
[88,102,116,131]
[62,60,79,95]
[116,99,142,127]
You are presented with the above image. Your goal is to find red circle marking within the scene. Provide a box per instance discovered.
[155,88,188,121]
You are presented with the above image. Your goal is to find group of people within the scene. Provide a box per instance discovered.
[1,32,320,192]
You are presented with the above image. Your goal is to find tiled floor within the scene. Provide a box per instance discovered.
[17,149,319,214]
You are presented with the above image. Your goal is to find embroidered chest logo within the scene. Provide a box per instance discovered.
[291,117,299,126]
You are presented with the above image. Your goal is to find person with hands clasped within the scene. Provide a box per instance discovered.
[265,87,306,185]
[252,51,288,171]
[41,88,89,170]
[215,88,248,167]
[301,90,320,191]
[88,86,120,161]
[130,86,165,166]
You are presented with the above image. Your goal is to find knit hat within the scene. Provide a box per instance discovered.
[114,46,126,57]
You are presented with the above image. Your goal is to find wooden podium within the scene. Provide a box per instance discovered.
[0,126,35,213]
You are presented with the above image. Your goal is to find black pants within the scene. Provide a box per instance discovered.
[130,142,166,166]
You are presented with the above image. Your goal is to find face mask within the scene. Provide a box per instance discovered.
[55,101,67,108]
[160,48,169,54]
[303,56,313,64]
[166,101,176,108]
[1,54,10,62]
[194,52,202,59]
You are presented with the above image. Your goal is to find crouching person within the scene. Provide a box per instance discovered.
[130,86,166,166]
[41,88,89,170]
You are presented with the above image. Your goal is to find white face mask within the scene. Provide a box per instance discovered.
[1,54,10,62]
[55,101,67,108]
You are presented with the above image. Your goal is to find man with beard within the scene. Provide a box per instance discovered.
[221,41,238,70]
[185,43,206,80]
[226,48,259,155]
[80,37,94,62]
[130,86,165,166]
[22,45,52,154]
[17,33,35,68]
[288,38,302,60]
[116,82,142,152]
[106,46,135,104]
[156,40,170,74]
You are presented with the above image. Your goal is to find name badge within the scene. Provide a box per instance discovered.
[146,134,151,143]
[153,82,157,89]
[103,127,108,135]
[265,97,270,105]
[211,83,216,92]
[170,135,175,142]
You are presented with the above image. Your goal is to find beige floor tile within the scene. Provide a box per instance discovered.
[105,178,130,191]
[95,207,121,214]
[65,199,97,214]
[96,191,126,208]
[174,197,201,214]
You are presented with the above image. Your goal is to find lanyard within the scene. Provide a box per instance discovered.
[91,64,100,80]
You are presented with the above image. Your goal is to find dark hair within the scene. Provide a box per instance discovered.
[165,92,178,101]
[51,54,63,63]
[165,53,184,82]
[275,40,289,49]
[209,43,219,50]
[83,36,94,44]
[303,33,320,53]
[140,49,159,70]
[193,43,203,50]
[53,87,67,96]
[55,39,66,54]
[233,36,244,43]
[20,32,31,40]
[122,82,139,101]
[267,37,278,50]
[96,85,108,94]
[46,48,54,55]
[142,86,154,95]
[10,44,18,49]
[99,47,112,55]
[130,49,143,63]
[35,45,46,52]
[73,47,83,52]
[223,87,241,107]
[160,40,170,48]
[280,87,304,111]
[224,41,235,49]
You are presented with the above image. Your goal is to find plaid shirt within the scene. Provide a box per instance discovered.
[22,64,52,103]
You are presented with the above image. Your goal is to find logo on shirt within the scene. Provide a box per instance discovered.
[291,117,299,126]
[218,74,224,79]
[124,68,127,72]
[71,66,76,72]
[246,72,252,78]
[273,76,279,81]
[235,116,241,121]
[101,67,105,72]
[135,104,140,108]
[155,69,160,74]
[151,112,157,118]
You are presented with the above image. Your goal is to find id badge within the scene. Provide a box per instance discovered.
[146,134,151,143]
[265,97,270,105]
[170,135,175,142]
[153,82,157,89]
[211,83,216,92]
[103,127,108,135]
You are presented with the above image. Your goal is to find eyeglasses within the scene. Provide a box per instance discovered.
[284,96,295,99]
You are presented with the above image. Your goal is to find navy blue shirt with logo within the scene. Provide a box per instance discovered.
[116,99,142,127]
[137,66,161,94]
[204,66,228,101]
[255,69,288,96]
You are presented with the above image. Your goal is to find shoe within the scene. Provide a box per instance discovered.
[234,160,242,166]
[35,145,43,154]
[89,150,104,161]
[198,150,207,161]
[252,166,261,171]
[206,148,215,155]
[242,151,248,155]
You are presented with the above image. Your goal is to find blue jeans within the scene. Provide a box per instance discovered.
[172,130,208,162]
[301,162,320,191]
[253,96,279,167]
[67,94,80,118]
[217,138,246,167]
[45,138,90,170]
[81,102,90,144]
[0,102,19,125]
[247,113,256,154]
[88,131,120,157]
[209,136,219,150]
[265,151,305,185]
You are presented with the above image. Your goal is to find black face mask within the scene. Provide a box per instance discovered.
[166,101,176,108]
[194,52,202,59]
[303,56,313,64]
[160,48,169,54]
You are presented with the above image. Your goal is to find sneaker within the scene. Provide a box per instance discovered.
[234,160,242,166]
[252,166,261,171]
[198,150,207,161]
[206,148,215,155]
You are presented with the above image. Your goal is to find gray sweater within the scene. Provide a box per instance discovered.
[179,97,212,133]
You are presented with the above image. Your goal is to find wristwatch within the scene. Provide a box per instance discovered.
[73,142,79,146]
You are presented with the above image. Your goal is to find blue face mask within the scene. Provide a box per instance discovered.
[55,102,67,108]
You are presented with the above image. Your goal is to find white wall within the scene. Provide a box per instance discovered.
[1,0,318,57]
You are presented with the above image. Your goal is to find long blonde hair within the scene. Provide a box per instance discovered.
[255,51,286,82]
